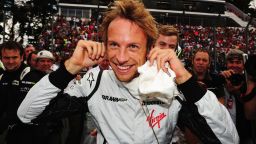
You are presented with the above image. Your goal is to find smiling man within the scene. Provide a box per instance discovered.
[18,0,238,143]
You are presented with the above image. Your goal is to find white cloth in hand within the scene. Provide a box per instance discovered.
[137,61,178,105]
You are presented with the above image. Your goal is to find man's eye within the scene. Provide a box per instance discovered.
[109,42,118,48]
[129,44,139,49]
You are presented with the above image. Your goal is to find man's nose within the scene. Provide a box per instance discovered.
[116,48,128,64]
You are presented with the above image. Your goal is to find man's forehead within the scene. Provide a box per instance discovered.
[107,18,147,45]
[227,59,243,63]
[2,48,20,54]
[158,34,177,40]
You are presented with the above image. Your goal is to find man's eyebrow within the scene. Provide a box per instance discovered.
[107,40,118,43]
[159,41,166,44]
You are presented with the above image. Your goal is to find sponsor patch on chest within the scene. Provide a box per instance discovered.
[146,109,167,129]
[102,95,127,102]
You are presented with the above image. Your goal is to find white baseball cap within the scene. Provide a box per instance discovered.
[36,50,55,61]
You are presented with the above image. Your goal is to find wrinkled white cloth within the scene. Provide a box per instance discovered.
[122,61,178,105]
[137,61,178,105]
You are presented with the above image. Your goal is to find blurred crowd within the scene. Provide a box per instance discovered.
[37,16,256,69]
[1,13,256,144]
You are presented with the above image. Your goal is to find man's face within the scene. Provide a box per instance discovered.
[107,17,147,82]
[1,49,23,71]
[227,59,244,74]
[155,34,177,50]
[193,52,210,75]
[29,53,38,68]
[25,46,35,59]
[36,58,53,73]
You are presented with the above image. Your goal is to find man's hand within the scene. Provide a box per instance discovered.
[220,70,243,95]
[148,47,191,84]
[65,40,106,74]
[220,69,235,79]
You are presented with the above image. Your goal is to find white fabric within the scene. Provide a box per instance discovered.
[137,61,178,105]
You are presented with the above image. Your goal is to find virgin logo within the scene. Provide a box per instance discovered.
[146,109,167,128]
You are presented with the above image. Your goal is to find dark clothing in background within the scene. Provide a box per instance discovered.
[0,63,31,129]
[190,70,225,98]
[0,64,62,144]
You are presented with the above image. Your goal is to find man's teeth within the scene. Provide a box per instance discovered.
[117,65,130,70]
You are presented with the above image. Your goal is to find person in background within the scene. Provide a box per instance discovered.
[22,49,62,144]
[220,49,253,144]
[154,24,189,144]
[24,44,36,64]
[242,55,256,120]
[191,48,225,103]
[25,50,56,83]
[155,24,179,50]
[155,24,183,60]
[0,41,46,144]
[18,0,238,143]
[27,51,38,69]
[241,55,256,143]
[36,50,55,73]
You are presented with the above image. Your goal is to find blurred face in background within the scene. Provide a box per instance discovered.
[227,58,244,74]
[1,48,23,71]
[28,53,38,69]
[36,58,54,73]
[155,34,177,50]
[24,45,36,59]
[192,51,210,75]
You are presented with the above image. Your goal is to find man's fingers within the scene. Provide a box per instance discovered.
[90,42,98,60]
[101,43,106,57]
[96,42,102,59]
[98,42,106,59]
[80,41,105,60]
[78,40,93,58]
[160,55,169,72]
[148,48,161,66]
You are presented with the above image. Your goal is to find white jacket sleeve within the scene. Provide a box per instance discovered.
[177,76,239,144]
[196,90,239,144]
[18,65,101,123]
[17,75,61,123]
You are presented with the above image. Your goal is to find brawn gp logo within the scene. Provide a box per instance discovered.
[102,95,127,102]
